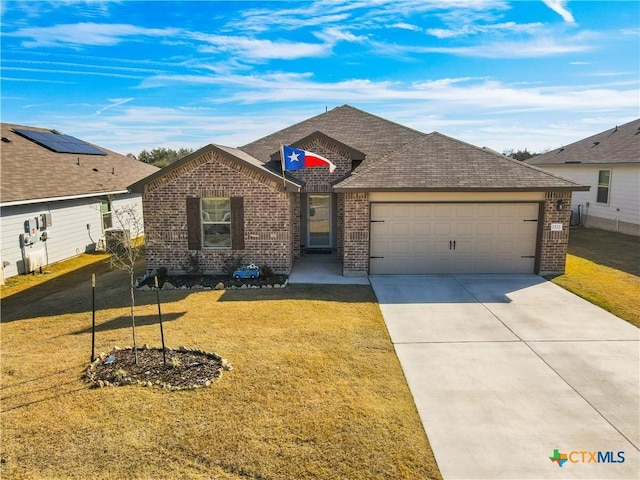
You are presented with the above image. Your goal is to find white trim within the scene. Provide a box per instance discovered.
[1,190,129,208]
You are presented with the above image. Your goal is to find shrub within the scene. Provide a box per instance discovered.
[156,267,168,286]
[221,253,245,276]
[182,252,201,275]
[259,264,274,278]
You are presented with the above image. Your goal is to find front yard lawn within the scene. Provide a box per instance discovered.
[1,260,441,479]
[549,228,640,328]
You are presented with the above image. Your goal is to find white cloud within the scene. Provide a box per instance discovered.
[541,0,575,23]
[313,28,369,45]
[2,66,143,80]
[391,22,423,32]
[426,21,543,38]
[95,97,134,115]
[374,33,594,58]
[194,34,330,60]
[8,23,181,48]
[136,70,637,116]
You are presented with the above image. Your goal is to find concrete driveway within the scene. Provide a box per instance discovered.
[369,275,639,479]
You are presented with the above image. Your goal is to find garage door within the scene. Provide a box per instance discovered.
[370,203,539,274]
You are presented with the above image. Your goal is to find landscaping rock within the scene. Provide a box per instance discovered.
[162,282,176,290]
[215,282,225,290]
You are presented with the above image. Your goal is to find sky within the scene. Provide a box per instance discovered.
[1,0,638,157]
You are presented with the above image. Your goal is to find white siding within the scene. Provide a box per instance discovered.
[110,195,145,237]
[0,192,145,278]
[541,165,640,232]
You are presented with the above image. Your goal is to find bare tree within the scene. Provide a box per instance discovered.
[106,202,145,364]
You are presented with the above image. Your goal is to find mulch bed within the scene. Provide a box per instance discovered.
[85,347,232,391]
[139,274,289,289]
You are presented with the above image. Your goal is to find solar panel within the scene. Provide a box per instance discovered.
[13,128,106,155]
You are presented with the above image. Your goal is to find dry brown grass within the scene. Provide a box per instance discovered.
[1,259,441,479]
[549,227,640,328]
[1,252,111,299]
[551,255,640,328]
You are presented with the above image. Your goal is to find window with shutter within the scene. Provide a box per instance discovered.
[186,197,244,250]
[202,198,231,248]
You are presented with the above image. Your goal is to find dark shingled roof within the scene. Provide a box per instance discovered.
[128,143,303,194]
[1,123,159,204]
[241,105,426,171]
[334,132,588,191]
[527,118,640,166]
[242,105,587,192]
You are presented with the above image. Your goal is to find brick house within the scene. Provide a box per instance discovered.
[130,105,588,277]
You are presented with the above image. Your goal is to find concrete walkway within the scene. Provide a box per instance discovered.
[370,275,639,479]
[288,254,369,284]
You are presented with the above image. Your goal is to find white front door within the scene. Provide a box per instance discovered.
[307,194,332,248]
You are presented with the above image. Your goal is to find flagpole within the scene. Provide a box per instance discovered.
[280,144,287,190]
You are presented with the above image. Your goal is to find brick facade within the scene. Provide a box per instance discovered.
[538,191,573,275]
[140,142,574,278]
[290,137,351,257]
[342,192,370,276]
[142,150,292,274]
[291,138,353,192]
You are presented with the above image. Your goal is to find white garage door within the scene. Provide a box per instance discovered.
[370,203,539,274]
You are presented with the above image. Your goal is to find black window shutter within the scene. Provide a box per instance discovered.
[230,197,244,250]
[186,197,202,250]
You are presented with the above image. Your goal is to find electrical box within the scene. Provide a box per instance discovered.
[20,233,33,246]
[24,219,39,243]
[40,213,52,229]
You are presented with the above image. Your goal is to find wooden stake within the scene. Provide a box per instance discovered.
[91,273,96,363]
[155,276,167,366]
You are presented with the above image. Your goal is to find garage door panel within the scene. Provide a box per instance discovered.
[392,205,412,218]
[475,240,493,254]
[434,223,452,235]
[390,241,410,254]
[476,204,495,217]
[414,241,432,254]
[414,222,431,234]
[370,202,539,274]
[475,222,494,235]
[434,205,454,217]
[456,223,473,235]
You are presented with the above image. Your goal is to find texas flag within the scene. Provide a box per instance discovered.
[282,145,336,173]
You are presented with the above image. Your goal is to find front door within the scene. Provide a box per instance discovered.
[307,194,332,248]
